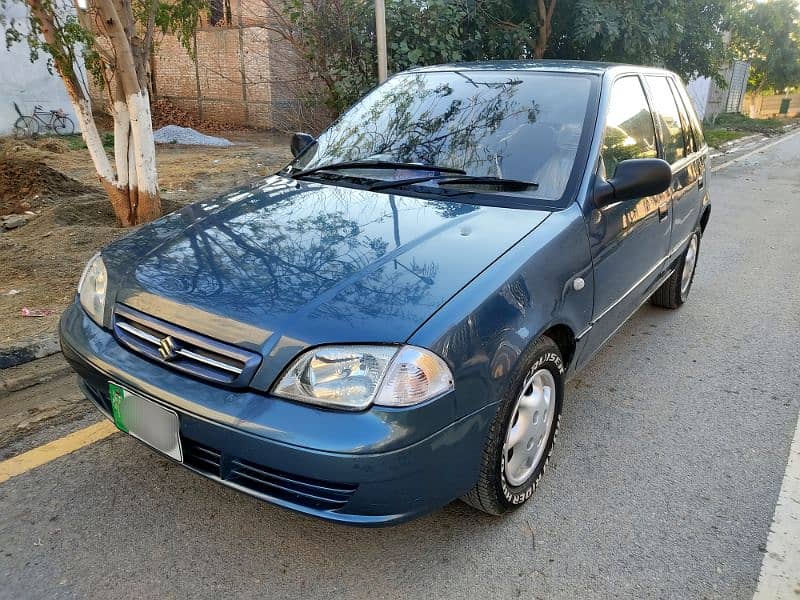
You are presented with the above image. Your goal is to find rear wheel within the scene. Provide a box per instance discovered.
[52,115,75,135]
[651,231,700,309]
[462,336,564,515]
[13,116,39,138]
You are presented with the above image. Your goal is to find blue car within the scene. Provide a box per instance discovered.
[60,61,710,525]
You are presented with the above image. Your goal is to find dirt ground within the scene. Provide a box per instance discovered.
[0,131,291,346]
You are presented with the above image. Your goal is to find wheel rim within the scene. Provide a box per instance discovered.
[15,118,35,138]
[503,368,556,487]
[54,117,74,135]
[680,234,698,298]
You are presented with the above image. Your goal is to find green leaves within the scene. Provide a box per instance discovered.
[731,0,800,92]
[153,0,208,55]
[5,0,206,88]
[552,0,736,81]
[283,0,535,119]
[2,0,94,81]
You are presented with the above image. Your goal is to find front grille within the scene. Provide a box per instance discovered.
[183,438,222,477]
[182,435,358,511]
[112,304,261,387]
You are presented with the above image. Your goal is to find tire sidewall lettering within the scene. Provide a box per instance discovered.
[498,352,564,505]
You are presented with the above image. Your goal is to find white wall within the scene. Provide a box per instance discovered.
[0,1,84,135]
[687,77,712,121]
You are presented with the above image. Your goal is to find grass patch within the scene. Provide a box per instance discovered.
[63,134,86,150]
[704,128,747,148]
[702,112,798,148]
[705,113,788,134]
[60,132,115,151]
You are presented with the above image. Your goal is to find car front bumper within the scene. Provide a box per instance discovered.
[59,302,496,526]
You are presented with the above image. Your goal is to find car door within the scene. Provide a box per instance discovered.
[644,75,704,259]
[580,74,672,356]
[672,77,708,251]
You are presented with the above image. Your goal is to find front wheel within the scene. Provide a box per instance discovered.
[651,231,700,309]
[462,336,565,515]
[52,115,75,135]
[13,116,39,138]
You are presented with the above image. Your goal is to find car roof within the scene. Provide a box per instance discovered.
[407,60,675,78]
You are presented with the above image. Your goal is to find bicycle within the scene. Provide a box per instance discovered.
[12,102,75,138]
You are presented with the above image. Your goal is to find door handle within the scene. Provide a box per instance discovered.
[658,203,669,221]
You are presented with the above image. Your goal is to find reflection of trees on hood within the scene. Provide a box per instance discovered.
[133,194,440,323]
[315,73,541,177]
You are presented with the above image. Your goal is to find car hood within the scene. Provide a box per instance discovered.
[103,176,549,384]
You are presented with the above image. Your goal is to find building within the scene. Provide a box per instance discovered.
[0,0,83,136]
[686,60,750,121]
[149,0,306,130]
[1,0,304,135]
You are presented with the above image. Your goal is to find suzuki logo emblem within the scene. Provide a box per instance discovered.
[158,336,179,361]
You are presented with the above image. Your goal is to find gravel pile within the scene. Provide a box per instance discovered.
[153,125,233,147]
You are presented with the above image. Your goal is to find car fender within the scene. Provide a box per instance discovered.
[409,202,594,422]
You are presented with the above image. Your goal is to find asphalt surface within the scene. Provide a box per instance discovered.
[1,133,799,599]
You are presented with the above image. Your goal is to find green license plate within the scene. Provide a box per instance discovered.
[109,382,183,461]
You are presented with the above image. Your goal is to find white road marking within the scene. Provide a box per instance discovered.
[712,129,800,174]
[752,409,800,599]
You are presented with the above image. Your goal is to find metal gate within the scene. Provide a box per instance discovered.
[725,61,750,113]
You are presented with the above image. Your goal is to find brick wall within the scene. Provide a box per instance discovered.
[150,0,309,130]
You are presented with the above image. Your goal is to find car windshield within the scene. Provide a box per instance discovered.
[291,70,596,203]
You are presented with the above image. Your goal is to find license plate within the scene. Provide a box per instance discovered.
[109,382,183,462]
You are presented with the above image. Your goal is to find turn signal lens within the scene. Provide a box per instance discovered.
[373,346,454,407]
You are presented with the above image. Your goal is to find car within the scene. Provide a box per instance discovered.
[60,60,710,526]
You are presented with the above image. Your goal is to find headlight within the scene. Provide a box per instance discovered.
[78,253,107,326]
[272,344,454,410]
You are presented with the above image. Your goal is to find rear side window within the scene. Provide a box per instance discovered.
[673,78,707,149]
[646,76,686,164]
[668,78,696,154]
[601,76,658,178]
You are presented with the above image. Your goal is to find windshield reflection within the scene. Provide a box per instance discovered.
[294,71,593,200]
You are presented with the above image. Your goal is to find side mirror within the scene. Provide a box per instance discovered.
[290,132,316,158]
[594,158,672,207]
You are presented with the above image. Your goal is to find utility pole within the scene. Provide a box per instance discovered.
[375,0,388,83]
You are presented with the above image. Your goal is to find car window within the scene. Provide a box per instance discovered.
[292,71,597,202]
[645,76,686,164]
[673,78,707,149]
[668,78,696,154]
[600,76,657,178]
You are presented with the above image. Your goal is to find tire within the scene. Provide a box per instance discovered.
[13,116,39,138]
[53,115,75,135]
[462,335,565,515]
[651,230,700,309]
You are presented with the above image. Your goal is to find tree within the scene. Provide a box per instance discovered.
[256,0,376,124]
[732,0,800,93]
[255,0,537,127]
[550,0,736,83]
[255,0,742,131]
[2,0,203,225]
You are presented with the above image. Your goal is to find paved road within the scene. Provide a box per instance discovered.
[1,134,799,600]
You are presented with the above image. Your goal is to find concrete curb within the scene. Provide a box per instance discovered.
[0,352,72,397]
[0,332,61,370]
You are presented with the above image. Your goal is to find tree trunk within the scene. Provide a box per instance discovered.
[95,0,161,224]
[26,0,161,226]
[533,0,557,59]
[28,0,139,225]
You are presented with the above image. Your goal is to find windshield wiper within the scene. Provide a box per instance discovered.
[368,174,538,192]
[439,176,538,190]
[290,160,466,179]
